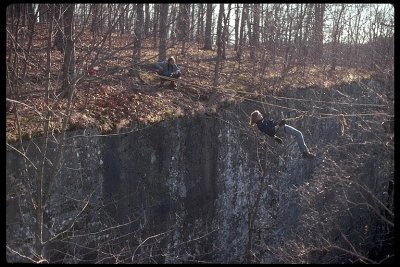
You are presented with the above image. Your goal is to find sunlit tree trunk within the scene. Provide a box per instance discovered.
[213,4,224,87]
[250,4,260,60]
[91,4,100,34]
[203,4,213,50]
[22,4,37,80]
[234,4,240,52]
[311,3,325,64]
[196,4,204,44]
[153,4,159,49]
[144,3,150,37]
[132,3,143,77]
[330,4,345,71]
[178,4,190,55]
[60,4,76,100]
[238,3,248,59]
[158,3,169,61]
[222,4,231,59]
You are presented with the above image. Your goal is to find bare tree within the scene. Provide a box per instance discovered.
[213,4,224,88]
[131,3,144,77]
[37,3,49,22]
[117,4,125,34]
[21,4,37,80]
[33,5,55,260]
[178,4,190,55]
[144,3,150,37]
[329,4,346,71]
[237,3,248,59]
[196,4,204,44]
[91,4,100,34]
[234,4,240,52]
[170,4,177,41]
[190,4,195,41]
[311,4,325,64]
[221,4,231,60]
[203,4,213,50]
[250,4,260,61]
[53,4,64,52]
[152,4,159,48]
[158,4,169,61]
[60,4,76,100]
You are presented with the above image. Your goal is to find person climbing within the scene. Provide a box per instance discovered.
[250,110,315,159]
[155,56,181,88]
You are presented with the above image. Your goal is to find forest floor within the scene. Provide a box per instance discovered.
[6,26,380,143]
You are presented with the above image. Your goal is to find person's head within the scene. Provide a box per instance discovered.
[250,110,263,125]
[167,56,175,65]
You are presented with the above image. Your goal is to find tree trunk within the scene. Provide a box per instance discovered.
[118,4,125,34]
[234,4,240,51]
[246,4,252,52]
[22,3,37,80]
[54,4,64,52]
[196,4,204,44]
[178,4,190,55]
[222,4,231,59]
[330,4,345,71]
[144,3,150,37]
[153,4,159,49]
[60,4,76,99]
[190,4,195,41]
[34,5,55,262]
[203,4,213,50]
[213,4,224,88]
[238,3,248,59]
[132,3,144,77]
[91,3,100,34]
[158,3,169,61]
[37,3,48,22]
[170,4,177,41]
[250,4,260,60]
[312,3,325,64]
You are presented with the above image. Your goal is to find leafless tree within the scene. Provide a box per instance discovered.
[152,4,159,49]
[311,4,325,64]
[158,4,169,61]
[329,4,346,71]
[59,4,76,100]
[144,4,150,37]
[91,4,100,34]
[250,4,260,61]
[213,4,224,88]
[203,4,213,50]
[234,4,240,52]
[222,4,231,60]
[178,4,190,55]
[196,4,204,44]
[131,4,144,78]
[237,3,248,60]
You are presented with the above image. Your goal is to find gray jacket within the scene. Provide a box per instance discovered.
[155,61,180,76]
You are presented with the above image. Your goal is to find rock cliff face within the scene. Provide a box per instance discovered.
[6,80,394,263]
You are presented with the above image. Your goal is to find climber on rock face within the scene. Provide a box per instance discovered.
[249,110,315,159]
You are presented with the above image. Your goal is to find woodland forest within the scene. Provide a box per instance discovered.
[6,3,394,264]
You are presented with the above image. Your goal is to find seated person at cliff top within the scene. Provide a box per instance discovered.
[155,56,181,88]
